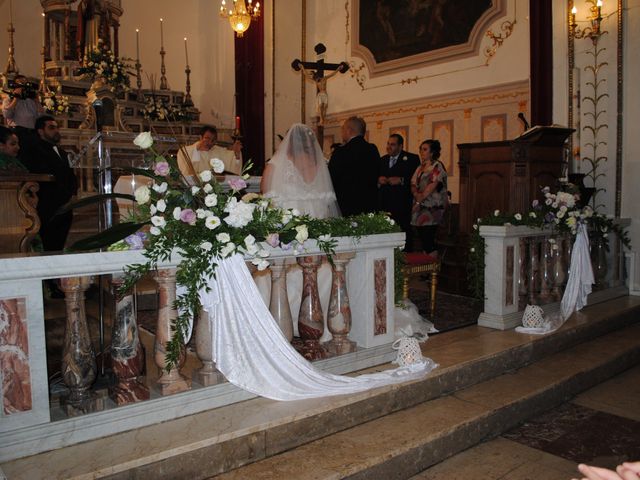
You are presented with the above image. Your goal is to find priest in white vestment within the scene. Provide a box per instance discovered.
[177,125,243,176]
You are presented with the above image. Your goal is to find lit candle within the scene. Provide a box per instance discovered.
[235,116,241,130]
[42,13,45,47]
[160,18,164,48]
[136,29,140,60]
[184,37,189,66]
[596,0,602,17]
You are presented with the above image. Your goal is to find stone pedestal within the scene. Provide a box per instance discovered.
[108,275,150,405]
[59,276,99,414]
[154,269,190,396]
[326,253,357,355]
[194,308,225,387]
[297,256,326,360]
[268,259,293,341]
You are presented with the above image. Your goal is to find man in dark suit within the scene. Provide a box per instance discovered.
[328,116,380,216]
[378,133,420,251]
[21,115,77,251]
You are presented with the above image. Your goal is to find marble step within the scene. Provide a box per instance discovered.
[214,322,640,479]
[1,297,638,480]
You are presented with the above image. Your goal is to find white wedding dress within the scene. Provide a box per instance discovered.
[262,123,340,219]
[198,254,438,401]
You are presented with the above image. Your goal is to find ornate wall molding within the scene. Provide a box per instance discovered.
[350,0,506,78]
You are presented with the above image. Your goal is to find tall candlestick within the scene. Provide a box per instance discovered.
[136,28,140,60]
[184,37,189,66]
[160,18,164,48]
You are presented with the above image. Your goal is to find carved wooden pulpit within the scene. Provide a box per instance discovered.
[0,173,52,254]
[457,126,574,234]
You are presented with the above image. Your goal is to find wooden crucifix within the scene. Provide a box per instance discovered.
[292,43,349,139]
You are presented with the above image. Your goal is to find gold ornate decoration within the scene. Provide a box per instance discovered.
[4,0,19,76]
[400,77,419,86]
[348,61,367,90]
[484,19,516,65]
[219,0,261,37]
[569,0,610,209]
[344,0,350,47]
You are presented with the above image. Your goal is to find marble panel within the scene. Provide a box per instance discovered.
[373,258,387,335]
[0,297,31,414]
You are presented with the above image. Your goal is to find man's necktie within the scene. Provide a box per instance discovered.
[389,156,397,169]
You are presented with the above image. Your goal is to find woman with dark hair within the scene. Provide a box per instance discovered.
[410,139,448,256]
[0,126,26,171]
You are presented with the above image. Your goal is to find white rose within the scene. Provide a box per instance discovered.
[151,216,166,227]
[150,204,157,215]
[150,226,161,236]
[173,207,182,220]
[133,131,153,149]
[200,241,213,252]
[134,185,150,204]
[210,158,225,174]
[199,170,212,182]
[318,234,332,242]
[191,186,200,195]
[295,224,309,243]
[156,199,167,212]
[220,242,236,258]
[205,215,221,230]
[204,194,218,207]
[196,208,208,219]
[216,232,231,243]
[153,182,168,193]
[514,213,522,221]
[244,234,256,247]
[494,210,500,216]
[203,183,213,193]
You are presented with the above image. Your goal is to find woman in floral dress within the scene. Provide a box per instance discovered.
[410,139,448,255]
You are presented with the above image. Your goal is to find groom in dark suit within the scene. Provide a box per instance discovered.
[328,116,380,216]
[378,134,420,251]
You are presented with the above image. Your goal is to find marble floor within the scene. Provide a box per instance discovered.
[411,364,640,480]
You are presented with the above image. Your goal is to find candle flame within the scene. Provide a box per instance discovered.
[571,6,577,14]
[596,0,602,6]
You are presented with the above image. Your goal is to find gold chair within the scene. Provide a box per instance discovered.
[402,252,440,319]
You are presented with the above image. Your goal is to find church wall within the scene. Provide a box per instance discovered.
[552,0,640,291]
[278,0,531,202]
[0,0,237,129]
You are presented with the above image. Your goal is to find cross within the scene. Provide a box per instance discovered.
[292,43,349,140]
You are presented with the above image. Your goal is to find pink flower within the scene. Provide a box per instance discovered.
[227,178,247,191]
[265,233,280,247]
[154,161,170,176]
[179,208,197,225]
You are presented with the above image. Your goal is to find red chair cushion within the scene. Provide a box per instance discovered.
[405,252,438,265]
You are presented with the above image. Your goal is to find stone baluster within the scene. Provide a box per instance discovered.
[326,252,357,356]
[59,276,97,411]
[552,236,567,300]
[591,236,609,287]
[268,258,293,341]
[297,255,326,360]
[528,238,540,304]
[108,274,149,405]
[194,306,225,386]
[539,237,553,301]
[154,269,190,395]
[518,237,528,310]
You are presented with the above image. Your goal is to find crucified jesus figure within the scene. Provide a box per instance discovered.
[292,43,349,127]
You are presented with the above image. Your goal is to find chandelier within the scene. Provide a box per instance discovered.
[219,0,261,37]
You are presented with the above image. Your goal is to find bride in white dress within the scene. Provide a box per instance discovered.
[261,123,340,218]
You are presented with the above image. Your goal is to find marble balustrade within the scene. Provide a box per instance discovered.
[0,232,403,462]
[478,220,631,330]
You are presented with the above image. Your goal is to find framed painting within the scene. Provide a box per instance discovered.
[352,0,506,77]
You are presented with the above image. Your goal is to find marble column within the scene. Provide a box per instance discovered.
[528,238,540,304]
[552,237,567,300]
[268,259,293,342]
[297,256,326,360]
[539,237,553,301]
[108,275,149,405]
[326,253,357,355]
[153,269,190,395]
[194,307,225,386]
[58,276,97,411]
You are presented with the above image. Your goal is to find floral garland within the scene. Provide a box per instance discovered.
[77,39,133,93]
[40,89,70,115]
[142,97,188,122]
[120,132,399,370]
[467,185,630,300]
